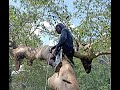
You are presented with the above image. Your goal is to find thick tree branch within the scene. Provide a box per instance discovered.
[9,42,111,74]
[74,51,88,59]
[73,39,111,61]
[95,51,111,58]
[74,50,111,60]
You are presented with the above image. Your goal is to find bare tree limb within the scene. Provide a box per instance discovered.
[74,50,111,60]
[95,51,111,58]
[73,39,111,61]
[74,51,88,59]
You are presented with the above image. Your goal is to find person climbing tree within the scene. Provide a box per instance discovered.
[49,23,75,67]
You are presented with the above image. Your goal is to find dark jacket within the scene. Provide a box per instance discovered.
[54,23,74,55]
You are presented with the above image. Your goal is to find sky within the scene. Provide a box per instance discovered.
[9,0,80,46]
[41,0,80,45]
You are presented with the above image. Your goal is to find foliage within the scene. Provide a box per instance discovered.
[74,56,111,90]
[9,0,111,90]
[73,0,111,53]
[10,59,54,90]
[9,57,111,90]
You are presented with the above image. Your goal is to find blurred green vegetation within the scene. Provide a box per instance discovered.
[9,0,111,89]
[9,56,111,90]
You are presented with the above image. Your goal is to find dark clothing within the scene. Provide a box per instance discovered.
[64,48,75,65]
[56,23,73,47]
[52,23,75,66]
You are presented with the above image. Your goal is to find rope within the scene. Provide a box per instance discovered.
[44,54,50,90]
